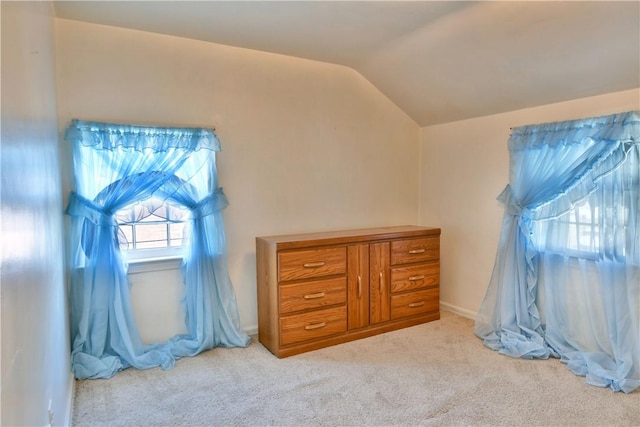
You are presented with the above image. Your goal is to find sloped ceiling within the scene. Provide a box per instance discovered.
[53,1,640,126]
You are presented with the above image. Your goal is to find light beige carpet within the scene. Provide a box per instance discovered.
[72,311,639,426]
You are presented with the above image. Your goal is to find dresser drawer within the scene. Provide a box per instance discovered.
[280,277,347,315]
[391,237,439,266]
[280,306,347,346]
[390,288,439,320]
[278,247,346,282]
[390,262,439,293]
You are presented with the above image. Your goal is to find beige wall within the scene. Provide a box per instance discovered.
[1,2,72,426]
[54,15,638,347]
[419,88,640,318]
[55,19,420,334]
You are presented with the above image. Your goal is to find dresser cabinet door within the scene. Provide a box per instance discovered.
[369,242,390,324]
[347,244,370,330]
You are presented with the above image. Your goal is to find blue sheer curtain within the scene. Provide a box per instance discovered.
[66,120,249,379]
[475,111,639,393]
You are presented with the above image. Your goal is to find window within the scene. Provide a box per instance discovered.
[117,214,185,250]
[565,202,599,253]
[532,201,601,259]
[115,198,189,260]
[531,145,636,263]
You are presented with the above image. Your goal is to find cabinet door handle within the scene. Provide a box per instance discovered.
[304,322,326,330]
[303,292,325,300]
[357,275,362,298]
[408,249,426,254]
[379,271,384,293]
[408,275,425,281]
[408,301,425,308]
[303,261,326,268]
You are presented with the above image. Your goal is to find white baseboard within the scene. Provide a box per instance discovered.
[440,301,477,320]
[244,324,258,337]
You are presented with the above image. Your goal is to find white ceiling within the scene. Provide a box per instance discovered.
[53,1,640,126]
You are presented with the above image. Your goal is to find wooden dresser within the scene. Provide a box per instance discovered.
[256,226,441,357]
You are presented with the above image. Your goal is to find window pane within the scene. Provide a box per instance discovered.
[135,223,169,249]
[115,200,188,255]
[567,223,578,250]
[118,225,134,251]
[169,223,184,247]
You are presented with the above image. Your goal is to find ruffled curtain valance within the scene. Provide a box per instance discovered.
[508,110,639,149]
[65,119,222,152]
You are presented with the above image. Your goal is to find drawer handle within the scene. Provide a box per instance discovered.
[379,271,384,293]
[304,322,326,330]
[408,249,426,254]
[303,261,326,268]
[408,301,425,308]
[408,275,425,281]
[303,292,325,300]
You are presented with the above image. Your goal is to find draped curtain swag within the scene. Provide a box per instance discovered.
[66,120,249,379]
[475,111,639,393]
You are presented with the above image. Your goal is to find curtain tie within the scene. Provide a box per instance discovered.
[498,185,527,216]
[497,185,535,239]
[190,188,230,219]
[66,192,115,226]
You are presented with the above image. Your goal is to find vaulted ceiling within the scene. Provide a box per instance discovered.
[54,1,640,126]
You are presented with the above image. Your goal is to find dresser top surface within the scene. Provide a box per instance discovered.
[256,225,440,250]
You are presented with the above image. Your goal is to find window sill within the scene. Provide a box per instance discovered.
[126,256,183,274]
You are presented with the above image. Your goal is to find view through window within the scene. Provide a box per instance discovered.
[116,199,188,255]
